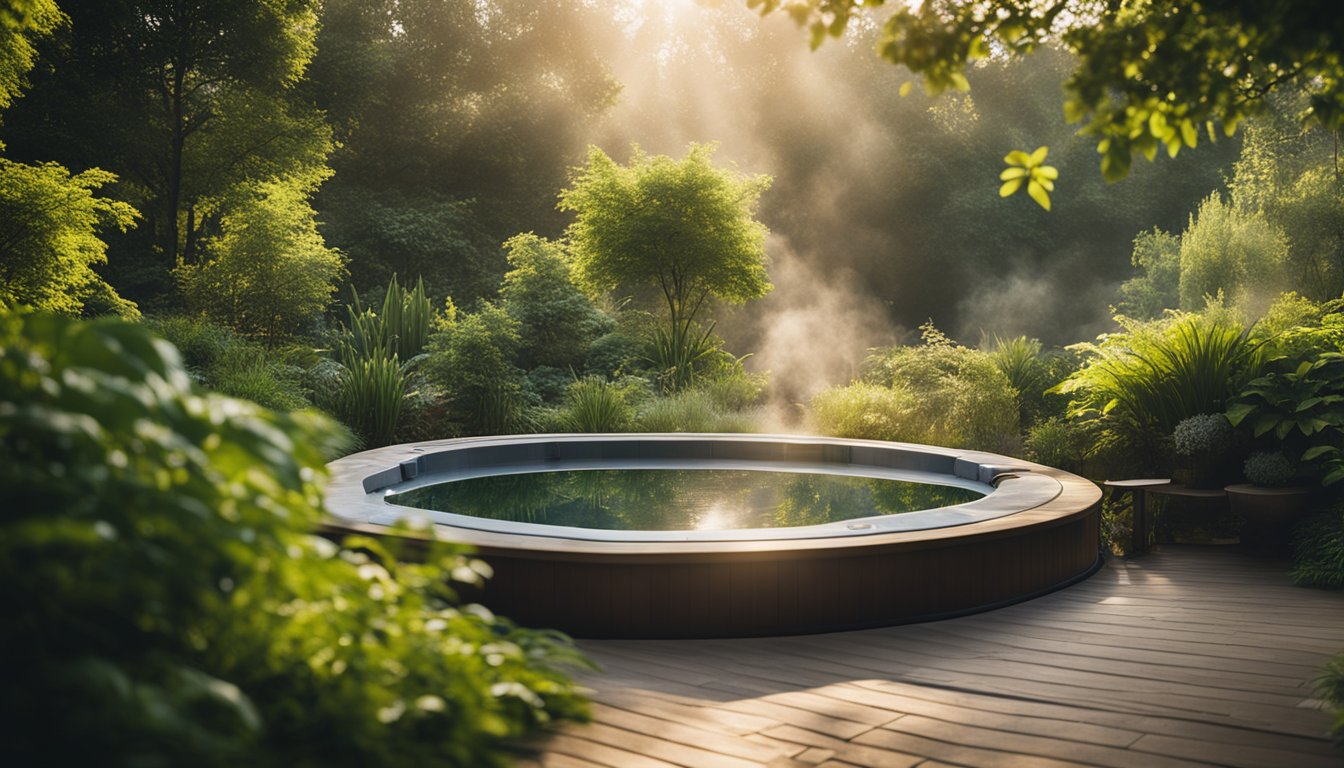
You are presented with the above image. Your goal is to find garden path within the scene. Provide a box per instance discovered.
[519,547,1344,768]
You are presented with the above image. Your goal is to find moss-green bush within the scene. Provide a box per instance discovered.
[147,314,310,411]
[635,388,759,433]
[0,310,588,766]
[811,324,1021,451]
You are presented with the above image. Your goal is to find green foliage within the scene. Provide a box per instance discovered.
[1177,193,1289,312]
[147,314,310,411]
[1024,416,1095,475]
[1228,352,1344,485]
[1056,310,1260,467]
[558,377,634,433]
[646,321,725,393]
[338,275,433,364]
[500,233,613,371]
[858,324,1022,453]
[809,381,918,442]
[585,329,645,379]
[329,354,407,449]
[427,303,530,436]
[986,334,1065,428]
[177,177,346,341]
[0,0,61,112]
[1117,229,1181,320]
[762,1,1344,184]
[635,388,760,434]
[559,143,772,390]
[1320,653,1344,743]
[1292,505,1344,590]
[0,159,139,316]
[999,146,1057,210]
[1243,451,1295,487]
[1230,102,1344,300]
[0,310,589,765]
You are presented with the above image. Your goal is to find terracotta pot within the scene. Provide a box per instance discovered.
[1225,484,1314,558]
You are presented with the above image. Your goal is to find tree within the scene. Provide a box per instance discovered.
[1,0,330,302]
[175,176,345,341]
[1177,193,1289,312]
[1117,229,1181,320]
[757,0,1344,206]
[0,0,62,114]
[559,144,772,388]
[499,233,613,371]
[308,0,620,303]
[0,160,138,316]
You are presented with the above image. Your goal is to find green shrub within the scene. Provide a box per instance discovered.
[1291,505,1344,589]
[1055,309,1260,469]
[852,323,1021,452]
[426,303,531,436]
[148,314,310,411]
[525,365,573,405]
[559,377,634,432]
[1319,654,1344,743]
[0,310,587,766]
[500,234,614,370]
[1243,451,1295,486]
[809,382,920,442]
[1024,416,1095,474]
[330,354,407,449]
[635,388,759,433]
[585,329,644,378]
[700,366,768,411]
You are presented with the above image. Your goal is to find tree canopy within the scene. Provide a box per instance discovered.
[559,144,772,387]
[757,0,1344,205]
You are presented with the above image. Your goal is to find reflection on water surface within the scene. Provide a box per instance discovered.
[388,469,982,531]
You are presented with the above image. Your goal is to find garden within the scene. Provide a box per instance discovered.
[2,0,1343,763]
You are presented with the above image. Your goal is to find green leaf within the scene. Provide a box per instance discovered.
[1225,401,1254,426]
[1302,445,1338,461]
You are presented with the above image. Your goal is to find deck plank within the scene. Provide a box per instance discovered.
[520,547,1344,767]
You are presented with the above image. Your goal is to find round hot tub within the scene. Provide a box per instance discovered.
[324,433,1101,638]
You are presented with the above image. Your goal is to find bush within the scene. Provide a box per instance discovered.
[1171,413,1233,456]
[426,303,531,436]
[585,329,645,379]
[148,314,310,411]
[1291,505,1344,589]
[0,310,588,766]
[500,234,614,370]
[1319,654,1344,743]
[558,377,634,432]
[635,388,759,433]
[850,323,1021,452]
[1055,309,1260,470]
[1243,451,1295,486]
[809,382,920,442]
[1024,416,1095,474]
[525,365,573,405]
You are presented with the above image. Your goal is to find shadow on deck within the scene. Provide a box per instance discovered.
[519,546,1344,768]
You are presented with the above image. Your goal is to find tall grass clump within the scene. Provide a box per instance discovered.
[559,377,634,432]
[147,315,309,411]
[323,276,433,447]
[1054,309,1261,466]
[814,323,1020,452]
[635,388,759,433]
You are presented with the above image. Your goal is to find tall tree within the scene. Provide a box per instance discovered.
[307,0,620,303]
[559,143,772,388]
[1,0,329,305]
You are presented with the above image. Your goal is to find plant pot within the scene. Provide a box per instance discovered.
[1224,484,1314,558]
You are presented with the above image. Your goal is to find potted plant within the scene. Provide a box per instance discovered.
[1225,451,1314,557]
[1171,413,1234,489]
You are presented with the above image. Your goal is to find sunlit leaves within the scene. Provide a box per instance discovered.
[999,145,1057,210]
[760,0,1344,187]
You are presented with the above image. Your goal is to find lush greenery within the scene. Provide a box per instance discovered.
[0,310,588,765]
[560,144,772,390]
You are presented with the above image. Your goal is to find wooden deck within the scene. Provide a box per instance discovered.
[519,547,1344,768]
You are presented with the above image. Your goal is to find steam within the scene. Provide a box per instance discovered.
[728,236,903,429]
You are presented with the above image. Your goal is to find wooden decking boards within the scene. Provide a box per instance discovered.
[517,547,1344,768]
